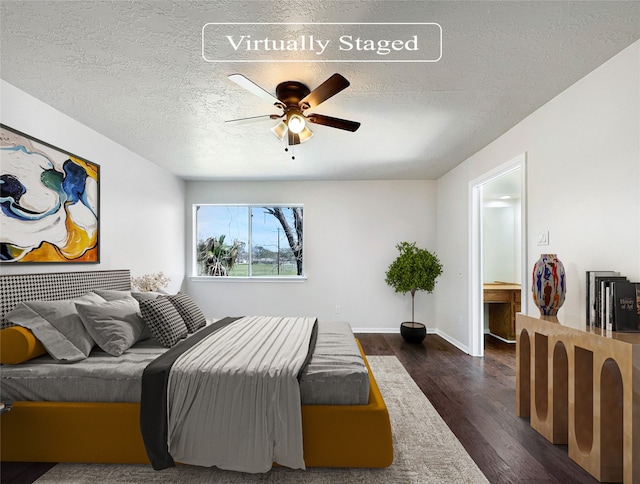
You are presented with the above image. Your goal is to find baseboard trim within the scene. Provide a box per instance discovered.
[353,327,438,334]
[353,327,400,334]
[433,329,472,355]
[487,333,516,344]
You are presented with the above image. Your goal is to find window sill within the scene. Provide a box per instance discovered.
[189,276,307,283]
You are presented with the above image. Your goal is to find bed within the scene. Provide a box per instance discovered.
[0,270,393,470]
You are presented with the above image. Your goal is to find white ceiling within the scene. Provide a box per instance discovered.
[1,1,638,181]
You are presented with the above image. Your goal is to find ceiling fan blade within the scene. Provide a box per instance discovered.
[307,114,361,132]
[299,73,350,110]
[225,113,283,125]
[228,74,283,107]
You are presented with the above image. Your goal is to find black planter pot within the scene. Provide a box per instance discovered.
[400,322,426,344]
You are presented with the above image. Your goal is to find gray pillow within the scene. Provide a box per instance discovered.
[76,296,149,356]
[131,291,164,302]
[5,292,105,362]
[94,289,164,302]
[92,289,132,301]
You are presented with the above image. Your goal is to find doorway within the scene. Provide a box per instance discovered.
[469,153,527,357]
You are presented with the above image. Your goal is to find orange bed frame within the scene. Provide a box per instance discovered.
[0,341,393,468]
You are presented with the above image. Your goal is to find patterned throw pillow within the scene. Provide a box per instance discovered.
[138,297,188,348]
[166,292,207,333]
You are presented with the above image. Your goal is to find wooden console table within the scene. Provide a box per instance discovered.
[484,283,521,341]
[516,313,640,483]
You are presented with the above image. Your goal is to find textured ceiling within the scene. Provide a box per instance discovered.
[1,1,639,181]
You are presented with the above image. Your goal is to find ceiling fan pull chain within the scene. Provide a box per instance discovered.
[283,135,295,160]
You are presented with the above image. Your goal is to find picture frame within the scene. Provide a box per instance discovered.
[0,124,100,263]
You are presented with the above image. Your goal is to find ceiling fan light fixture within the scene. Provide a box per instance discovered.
[271,120,288,140]
[299,125,314,143]
[287,112,306,134]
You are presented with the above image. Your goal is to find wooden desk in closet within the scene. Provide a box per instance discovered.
[484,283,521,341]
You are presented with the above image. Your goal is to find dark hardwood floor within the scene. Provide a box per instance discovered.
[358,333,599,484]
[1,333,599,483]
[1,462,55,484]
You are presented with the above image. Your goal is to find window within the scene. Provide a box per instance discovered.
[194,205,304,278]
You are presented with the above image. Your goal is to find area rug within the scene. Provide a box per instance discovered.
[35,356,488,483]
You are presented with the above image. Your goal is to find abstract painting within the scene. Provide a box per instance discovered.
[0,125,100,263]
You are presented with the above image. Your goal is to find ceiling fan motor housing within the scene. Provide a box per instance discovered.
[276,81,311,109]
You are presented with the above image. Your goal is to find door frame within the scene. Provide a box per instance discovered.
[469,152,527,357]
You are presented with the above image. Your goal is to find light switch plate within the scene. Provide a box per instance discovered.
[537,231,549,246]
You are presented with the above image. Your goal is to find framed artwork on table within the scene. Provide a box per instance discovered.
[0,124,100,263]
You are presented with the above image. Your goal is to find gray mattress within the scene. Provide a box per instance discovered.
[0,320,369,405]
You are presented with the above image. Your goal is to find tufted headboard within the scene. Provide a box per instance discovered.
[0,270,131,328]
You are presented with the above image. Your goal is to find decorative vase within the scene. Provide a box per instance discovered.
[532,254,566,316]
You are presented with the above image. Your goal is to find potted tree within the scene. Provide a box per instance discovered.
[385,242,443,343]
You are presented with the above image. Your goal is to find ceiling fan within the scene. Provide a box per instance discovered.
[227,73,361,147]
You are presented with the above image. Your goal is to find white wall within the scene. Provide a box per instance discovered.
[185,180,437,332]
[437,40,640,350]
[0,81,187,292]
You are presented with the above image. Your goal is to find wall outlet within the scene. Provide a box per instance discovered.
[335,305,341,314]
[537,231,549,246]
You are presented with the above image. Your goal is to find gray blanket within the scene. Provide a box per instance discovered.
[169,316,316,472]
[141,316,317,473]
